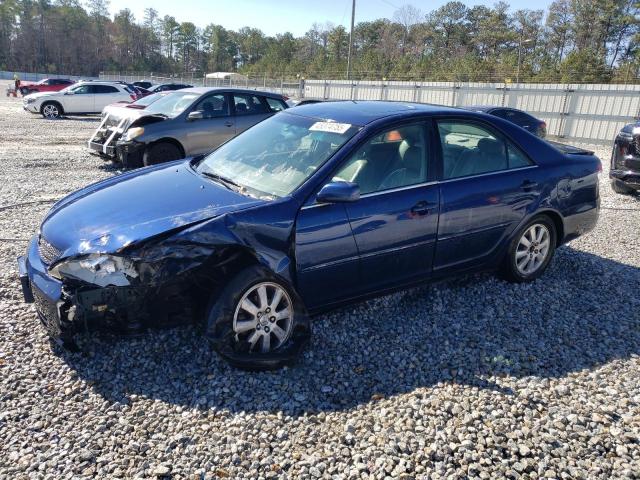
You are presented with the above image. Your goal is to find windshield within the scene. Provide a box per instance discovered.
[144,91,200,118]
[196,113,360,199]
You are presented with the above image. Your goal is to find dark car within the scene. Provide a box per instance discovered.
[610,121,640,194]
[133,81,153,90]
[148,83,193,93]
[464,106,547,138]
[88,87,289,167]
[19,101,600,369]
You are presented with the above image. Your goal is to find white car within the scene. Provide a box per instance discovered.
[23,81,135,119]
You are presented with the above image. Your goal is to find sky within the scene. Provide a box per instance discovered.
[107,0,555,37]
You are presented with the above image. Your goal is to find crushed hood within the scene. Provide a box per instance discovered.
[101,104,148,126]
[41,161,264,258]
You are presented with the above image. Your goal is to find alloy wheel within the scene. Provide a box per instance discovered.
[515,223,551,275]
[233,282,293,353]
[43,104,59,118]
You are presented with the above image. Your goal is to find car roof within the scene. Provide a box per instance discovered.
[285,100,462,126]
[178,86,285,99]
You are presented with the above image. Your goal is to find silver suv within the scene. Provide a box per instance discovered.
[88,87,288,168]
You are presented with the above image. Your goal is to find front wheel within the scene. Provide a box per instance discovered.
[501,215,557,283]
[41,102,62,119]
[205,265,310,370]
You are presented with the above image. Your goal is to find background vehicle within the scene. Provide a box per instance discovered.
[23,81,135,118]
[610,121,640,194]
[21,101,601,368]
[19,78,74,96]
[147,83,193,93]
[133,80,153,89]
[88,87,288,166]
[464,106,547,138]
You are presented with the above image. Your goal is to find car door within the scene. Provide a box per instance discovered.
[232,93,273,134]
[62,84,93,113]
[296,122,439,305]
[181,93,235,155]
[433,118,541,273]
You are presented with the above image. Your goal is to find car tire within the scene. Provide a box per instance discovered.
[204,265,310,370]
[143,142,183,166]
[611,179,635,195]
[20,87,30,96]
[501,214,557,283]
[41,101,62,119]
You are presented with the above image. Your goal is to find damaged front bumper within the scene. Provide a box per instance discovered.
[610,168,640,190]
[18,236,157,342]
[114,139,145,169]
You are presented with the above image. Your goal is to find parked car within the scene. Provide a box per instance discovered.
[23,81,136,119]
[19,78,74,96]
[464,106,547,138]
[19,101,601,368]
[133,80,153,90]
[148,83,193,93]
[610,121,640,195]
[88,87,289,167]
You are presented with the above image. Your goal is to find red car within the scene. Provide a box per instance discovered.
[20,78,74,96]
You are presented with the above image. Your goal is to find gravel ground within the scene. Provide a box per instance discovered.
[0,93,639,480]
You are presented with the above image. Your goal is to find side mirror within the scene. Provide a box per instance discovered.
[316,181,360,204]
[187,111,204,121]
[64,91,74,95]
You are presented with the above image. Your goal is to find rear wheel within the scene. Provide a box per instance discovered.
[41,101,62,119]
[501,215,556,283]
[611,179,635,195]
[205,265,310,370]
[143,142,183,166]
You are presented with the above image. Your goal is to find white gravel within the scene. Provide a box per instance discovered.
[0,93,639,479]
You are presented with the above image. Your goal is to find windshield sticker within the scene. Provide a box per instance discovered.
[309,121,352,134]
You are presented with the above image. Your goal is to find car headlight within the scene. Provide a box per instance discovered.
[49,254,138,287]
[124,127,145,141]
[26,97,36,104]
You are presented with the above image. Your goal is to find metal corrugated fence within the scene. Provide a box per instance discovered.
[304,80,640,145]
[13,69,636,145]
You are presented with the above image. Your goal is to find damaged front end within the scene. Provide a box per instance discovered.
[20,233,220,347]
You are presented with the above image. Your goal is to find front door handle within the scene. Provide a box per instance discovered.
[224,121,233,127]
[520,180,538,191]
[411,201,437,215]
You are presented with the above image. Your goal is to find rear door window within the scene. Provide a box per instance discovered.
[192,94,229,118]
[91,85,119,94]
[233,94,269,115]
[437,120,532,179]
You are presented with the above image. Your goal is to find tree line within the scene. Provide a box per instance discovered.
[0,0,638,83]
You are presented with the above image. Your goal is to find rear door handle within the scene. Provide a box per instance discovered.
[224,121,233,127]
[520,180,538,191]
[411,201,437,215]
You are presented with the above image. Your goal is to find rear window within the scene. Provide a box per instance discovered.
[265,97,287,112]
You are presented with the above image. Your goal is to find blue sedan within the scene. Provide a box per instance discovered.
[18,101,601,368]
